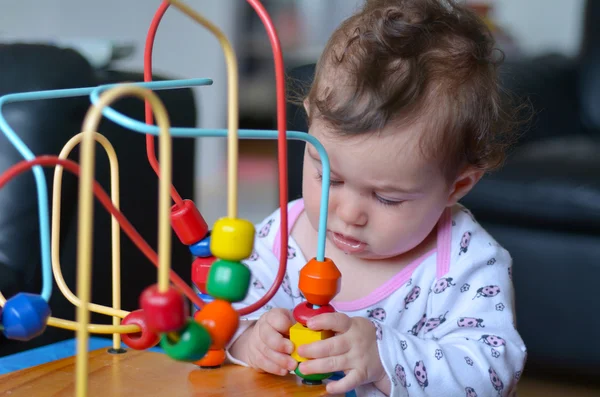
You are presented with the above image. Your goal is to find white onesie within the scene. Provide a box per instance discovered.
[225,199,527,397]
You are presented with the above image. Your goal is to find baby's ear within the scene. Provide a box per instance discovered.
[303,99,310,116]
[447,167,484,206]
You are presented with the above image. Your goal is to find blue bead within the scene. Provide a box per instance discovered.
[189,234,212,257]
[2,293,51,341]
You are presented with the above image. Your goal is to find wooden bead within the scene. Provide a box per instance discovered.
[171,199,209,245]
[289,322,334,363]
[139,285,188,333]
[294,365,332,385]
[160,319,211,362]
[194,348,226,368]
[191,256,217,294]
[193,299,239,349]
[1,293,50,341]
[189,232,212,257]
[210,217,255,261]
[292,302,335,327]
[120,310,160,350]
[206,260,250,302]
[298,257,341,306]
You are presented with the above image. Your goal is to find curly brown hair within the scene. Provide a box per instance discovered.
[300,0,526,180]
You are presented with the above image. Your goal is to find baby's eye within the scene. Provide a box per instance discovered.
[315,172,343,186]
[374,194,404,206]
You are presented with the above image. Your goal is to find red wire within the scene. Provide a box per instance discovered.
[239,0,289,316]
[144,0,289,316]
[144,0,184,208]
[0,155,205,310]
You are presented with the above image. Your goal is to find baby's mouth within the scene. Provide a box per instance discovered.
[328,231,367,254]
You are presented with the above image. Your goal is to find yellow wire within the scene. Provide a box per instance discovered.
[52,132,128,352]
[168,0,239,219]
[0,291,139,334]
[76,84,173,397]
[47,317,140,334]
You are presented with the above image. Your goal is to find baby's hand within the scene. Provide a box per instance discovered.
[297,313,386,394]
[246,308,298,376]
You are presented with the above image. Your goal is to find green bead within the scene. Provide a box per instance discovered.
[294,365,332,383]
[206,259,251,302]
[160,319,211,362]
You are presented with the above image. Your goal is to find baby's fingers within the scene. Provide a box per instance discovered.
[258,321,294,354]
[251,344,297,375]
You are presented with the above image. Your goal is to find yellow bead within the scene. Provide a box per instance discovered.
[289,323,334,363]
[210,217,255,261]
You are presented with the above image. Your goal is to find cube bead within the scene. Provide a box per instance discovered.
[289,322,334,363]
[171,199,209,245]
[139,285,188,333]
[210,217,255,261]
[1,293,50,341]
[206,259,251,302]
[299,257,342,306]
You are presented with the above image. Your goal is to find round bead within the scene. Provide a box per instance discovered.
[139,285,188,333]
[206,259,251,302]
[160,319,211,362]
[120,310,160,350]
[210,217,255,261]
[193,299,239,349]
[194,348,226,368]
[294,365,332,384]
[1,293,50,341]
[292,302,336,327]
[191,256,217,294]
[171,199,209,245]
[299,258,341,306]
[189,233,212,257]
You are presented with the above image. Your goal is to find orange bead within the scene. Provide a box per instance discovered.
[193,299,239,349]
[299,257,341,306]
[194,348,226,368]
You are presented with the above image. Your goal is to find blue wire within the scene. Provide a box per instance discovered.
[0,78,213,302]
[90,82,330,260]
[89,82,330,261]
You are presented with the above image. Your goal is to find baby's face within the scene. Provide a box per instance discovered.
[302,117,453,260]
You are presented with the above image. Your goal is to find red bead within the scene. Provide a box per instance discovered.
[292,302,335,327]
[171,199,209,245]
[140,285,188,333]
[120,309,160,350]
[191,256,216,294]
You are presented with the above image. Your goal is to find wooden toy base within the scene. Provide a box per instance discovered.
[0,348,342,396]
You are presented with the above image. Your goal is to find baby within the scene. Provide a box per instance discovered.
[227,0,527,396]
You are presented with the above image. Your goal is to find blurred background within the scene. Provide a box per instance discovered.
[0,0,586,224]
[1,1,599,396]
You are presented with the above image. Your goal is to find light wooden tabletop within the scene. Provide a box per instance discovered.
[0,348,342,397]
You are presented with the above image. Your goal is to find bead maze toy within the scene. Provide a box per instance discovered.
[0,1,344,396]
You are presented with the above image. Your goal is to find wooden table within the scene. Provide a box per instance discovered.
[0,348,342,396]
